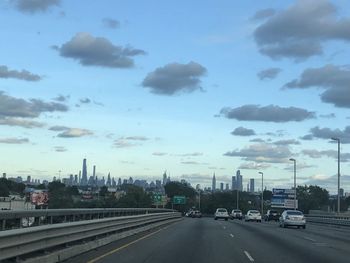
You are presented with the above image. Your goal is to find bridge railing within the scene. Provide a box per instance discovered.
[305,214,350,226]
[0,210,181,262]
[0,208,174,230]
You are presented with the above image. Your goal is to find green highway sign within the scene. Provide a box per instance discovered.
[153,194,162,203]
[173,195,186,205]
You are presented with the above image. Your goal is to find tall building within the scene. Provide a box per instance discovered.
[107,173,111,187]
[225,183,229,191]
[250,178,255,193]
[232,176,237,190]
[81,159,88,186]
[220,182,224,191]
[236,170,243,191]
[212,173,216,192]
[92,165,96,180]
[162,171,167,186]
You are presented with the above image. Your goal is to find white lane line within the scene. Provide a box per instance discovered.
[223,226,226,229]
[244,251,255,262]
[230,233,234,237]
[303,236,316,242]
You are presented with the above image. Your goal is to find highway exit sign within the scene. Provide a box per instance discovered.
[173,195,186,204]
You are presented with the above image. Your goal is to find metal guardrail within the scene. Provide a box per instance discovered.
[305,214,350,226]
[0,211,181,262]
[0,208,174,230]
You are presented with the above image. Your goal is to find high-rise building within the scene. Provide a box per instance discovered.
[340,188,344,197]
[2,173,6,179]
[107,173,111,187]
[162,171,167,186]
[236,170,243,191]
[81,159,88,186]
[220,182,224,191]
[232,176,237,190]
[212,173,216,192]
[250,178,255,193]
[225,183,229,191]
[92,165,96,179]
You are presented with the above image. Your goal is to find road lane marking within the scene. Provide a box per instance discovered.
[303,236,316,242]
[244,251,255,262]
[230,234,234,237]
[87,226,170,263]
[223,226,226,229]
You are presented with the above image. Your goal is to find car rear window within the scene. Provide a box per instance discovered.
[218,209,227,212]
[287,211,303,215]
[234,210,241,213]
[270,210,278,213]
[250,210,259,213]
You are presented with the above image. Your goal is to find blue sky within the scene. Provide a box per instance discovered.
[1,0,350,193]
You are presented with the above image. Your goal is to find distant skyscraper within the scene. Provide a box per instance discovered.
[81,159,88,186]
[212,173,216,192]
[236,170,243,191]
[250,178,255,193]
[107,173,111,186]
[220,182,224,191]
[225,183,229,191]
[27,175,31,184]
[93,165,96,179]
[232,176,237,190]
[117,178,122,186]
[78,171,81,185]
[162,171,167,186]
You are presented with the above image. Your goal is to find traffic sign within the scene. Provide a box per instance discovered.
[173,195,186,205]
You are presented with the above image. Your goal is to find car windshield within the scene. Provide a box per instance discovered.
[1,1,348,262]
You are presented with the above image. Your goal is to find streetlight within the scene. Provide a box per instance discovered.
[331,137,341,214]
[197,190,201,211]
[289,158,296,210]
[259,172,264,218]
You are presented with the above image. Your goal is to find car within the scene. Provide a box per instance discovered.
[230,209,243,220]
[191,210,202,218]
[245,210,262,222]
[265,210,280,222]
[214,208,229,220]
[185,210,194,217]
[279,210,306,229]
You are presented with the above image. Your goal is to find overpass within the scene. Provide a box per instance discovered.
[0,209,349,263]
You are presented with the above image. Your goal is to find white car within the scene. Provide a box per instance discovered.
[214,208,229,221]
[245,210,262,222]
[279,210,306,229]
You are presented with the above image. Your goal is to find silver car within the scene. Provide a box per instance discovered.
[279,210,306,229]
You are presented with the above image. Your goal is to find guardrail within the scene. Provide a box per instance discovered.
[0,208,174,230]
[0,211,181,262]
[305,214,350,227]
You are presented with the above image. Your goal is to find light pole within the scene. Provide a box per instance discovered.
[289,158,296,210]
[198,190,201,211]
[331,137,341,214]
[259,172,264,217]
[236,189,239,209]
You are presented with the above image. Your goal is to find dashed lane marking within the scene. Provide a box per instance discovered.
[244,251,255,262]
[303,236,316,242]
[230,234,234,237]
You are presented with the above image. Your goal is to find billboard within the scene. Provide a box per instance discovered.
[30,191,49,206]
[271,188,298,209]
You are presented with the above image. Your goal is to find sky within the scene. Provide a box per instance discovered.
[1,0,350,193]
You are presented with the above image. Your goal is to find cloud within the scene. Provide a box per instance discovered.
[102,18,120,29]
[300,134,313,140]
[56,32,146,68]
[11,0,60,14]
[284,162,316,171]
[238,162,271,170]
[273,139,300,145]
[220,104,315,122]
[56,128,93,138]
[0,137,29,144]
[54,146,67,152]
[257,67,281,80]
[152,152,168,156]
[124,136,149,141]
[173,152,203,157]
[80,98,91,104]
[114,138,139,148]
[224,143,292,163]
[0,91,68,118]
[231,127,256,136]
[142,61,207,95]
[254,0,350,61]
[304,174,350,193]
[309,126,350,143]
[249,138,265,143]
[251,8,276,21]
[284,64,350,108]
[53,95,69,102]
[0,117,45,128]
[0,65,41,81]
[319,113,335,119]
[48,125,69,131]
[302,149,350,162]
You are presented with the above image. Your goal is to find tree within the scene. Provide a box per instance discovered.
[48,181,74,209]
[297,185,329,213]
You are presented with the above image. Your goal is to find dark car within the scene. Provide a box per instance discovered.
[191,210,202,218]
[265,210,280,221]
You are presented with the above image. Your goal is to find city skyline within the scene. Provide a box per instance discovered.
[1,1,350,194]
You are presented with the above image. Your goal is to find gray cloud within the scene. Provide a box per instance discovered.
[309,126,350,144]
[220,104,315,122]
[284,162,315,171]
[273,139,300,145]
[114,138,139,148]
[284,64,350,108]
[124,136,149,141]
[238,162,271,170]
[80,98,91,104]
[174,152,203,157]
[102,18,120,29]
[224,143,292,163]
[56,32,146,68]
[152,152,168,156]
[0,65,41,81]
[0,137,29,144]
[54,146,67,152]
[12,0,60,14]
[300,134,313,140]
[251,8,276,21]
[53,95,69,102]
[249,138,266,143]
[304,174,350,193]
[0,91,68,118]
[254,0,350,60]
[257,67,281,80]
[54,127,93,138]
[302,149,350,162]
[319,113,336,119]
[142,61,207,95]
[0,117,45,128]
[231,127,256,136]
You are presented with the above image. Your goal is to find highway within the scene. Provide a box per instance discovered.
[66,217,350,263]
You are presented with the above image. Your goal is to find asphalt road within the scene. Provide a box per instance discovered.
[66,218,350,263]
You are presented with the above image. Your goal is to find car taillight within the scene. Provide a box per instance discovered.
[286,215,290,220]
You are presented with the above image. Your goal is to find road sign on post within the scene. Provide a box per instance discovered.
[173,195,186,205]
[271,188,298,209]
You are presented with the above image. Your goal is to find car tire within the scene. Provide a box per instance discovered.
[283,223,287,228]
[302,225,306,229]
[214,217,217,220]
[225,218,228,221]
